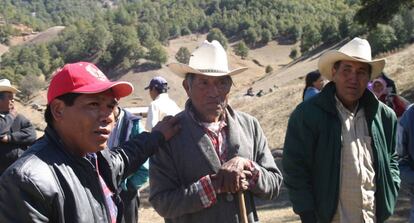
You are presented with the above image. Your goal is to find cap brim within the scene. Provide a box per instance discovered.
[168,63,248,78]
[318,51,385,81]
[72,81,134,99]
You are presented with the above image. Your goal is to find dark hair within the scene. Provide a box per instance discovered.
[302,70,321,100]
[150,85,168,94]
[44,93,81,126]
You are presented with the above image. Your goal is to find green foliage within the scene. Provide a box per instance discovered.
[300,24,321,53]
[1,0,414,87]
[367,24,398,55]
[243,27,258,46]
[175,47,191,64]
[18,74,45,102]
[207,28,228,49]
[355,0,414,28]
[261,29,272,45]
[234,41,249,59]
[289,48,299,59]
[265,65,273,74]
[147,44,168,65]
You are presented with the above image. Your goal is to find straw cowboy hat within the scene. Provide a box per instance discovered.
[318,37,385,81]
[0,79,19,93]
[168,40,248,77]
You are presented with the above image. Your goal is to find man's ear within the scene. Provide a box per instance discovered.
[182,79,191,97]
[331,67,337,82]
[50,100,66,121]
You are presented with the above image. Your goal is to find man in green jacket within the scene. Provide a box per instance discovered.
[283,37,400,223]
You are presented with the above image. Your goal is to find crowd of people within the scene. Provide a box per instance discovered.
[0,36,412,223]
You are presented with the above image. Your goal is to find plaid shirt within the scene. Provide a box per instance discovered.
[189,106,260,208]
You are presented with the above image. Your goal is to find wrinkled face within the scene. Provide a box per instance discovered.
[332,60,371,110]
[52,90,117,156]
[0,92,14,113]
[183,74,232,122]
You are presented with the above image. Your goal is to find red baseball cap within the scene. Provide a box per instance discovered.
[47,62,133,104]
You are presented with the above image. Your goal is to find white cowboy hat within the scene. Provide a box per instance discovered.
[318,37,385,80]
[0,79,19,93]
[168,40,248,77]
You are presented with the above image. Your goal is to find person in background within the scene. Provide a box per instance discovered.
[380,72,397,95]
[283,37,400,223]
[145,76,181,131]
[0,79,36,175]
[369,77,409,118]
[302,70,324,101]
[0,62,180,222]
[150,40,282,223]
[370,77,388,100]
[397,104,414,223]
[107,106,148,223]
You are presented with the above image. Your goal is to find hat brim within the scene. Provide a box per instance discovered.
[72,81,134,99]
[318,51,385,81]
[0,86,19,93]
[167,63,248,78]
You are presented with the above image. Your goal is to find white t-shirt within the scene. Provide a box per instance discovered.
[145,93,181,131]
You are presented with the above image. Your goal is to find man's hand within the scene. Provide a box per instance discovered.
[152,116,180,141]
[221,156,252,172]
[0,135,9,143]
[212,167,252,194]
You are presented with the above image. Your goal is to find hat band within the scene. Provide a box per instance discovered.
[197,69,228,73]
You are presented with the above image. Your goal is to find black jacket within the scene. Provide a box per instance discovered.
[0,113,36,174]
[0,126,164,222]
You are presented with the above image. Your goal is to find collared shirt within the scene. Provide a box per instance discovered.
[187,104,260,208]
[332,97,376,223]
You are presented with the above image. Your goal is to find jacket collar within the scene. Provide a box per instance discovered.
[183,100,248,172]
[314,81,379,124]
[44,126,98,166]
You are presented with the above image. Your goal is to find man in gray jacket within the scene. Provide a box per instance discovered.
[150,40,283,223]
[0,79,36,175]
[0,62,180,222]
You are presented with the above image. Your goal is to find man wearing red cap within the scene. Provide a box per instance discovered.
[0,62,180,222]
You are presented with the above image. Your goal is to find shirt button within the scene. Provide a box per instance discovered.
[226,193,234,202]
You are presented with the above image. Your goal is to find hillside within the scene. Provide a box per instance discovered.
[7,33,414,222]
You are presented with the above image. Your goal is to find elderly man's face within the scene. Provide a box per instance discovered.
[0,92,14,113]
[332,60,371,110]
[51,90,117,156]
[183,74,232,122]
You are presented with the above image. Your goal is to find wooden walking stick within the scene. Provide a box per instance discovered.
[238,191,248,223]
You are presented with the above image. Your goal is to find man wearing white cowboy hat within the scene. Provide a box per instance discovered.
[283,37,400,223]
[149,40,283,223]
[0,78,36,175]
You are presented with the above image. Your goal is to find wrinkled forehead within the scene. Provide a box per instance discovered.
[193,73,232,81]
[337,60,371,72]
